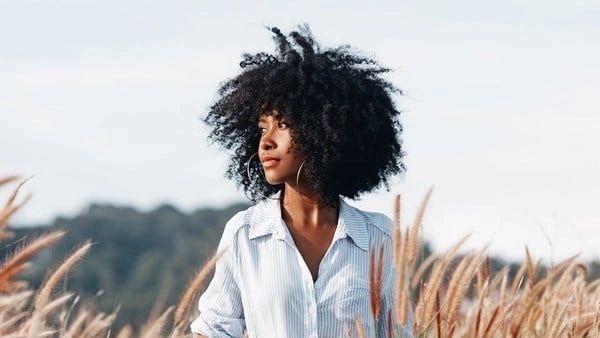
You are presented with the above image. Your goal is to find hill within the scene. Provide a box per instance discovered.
[2,201,249,329]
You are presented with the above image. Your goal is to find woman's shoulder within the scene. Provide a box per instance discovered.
[220,201,267,244]
[344,200,393,239]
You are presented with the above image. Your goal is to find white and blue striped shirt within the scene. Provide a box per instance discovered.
[190,190,414,337]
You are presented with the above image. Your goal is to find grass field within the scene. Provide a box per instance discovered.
[1,175,599,337]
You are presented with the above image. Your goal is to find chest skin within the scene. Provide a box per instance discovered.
[286,221,337,282]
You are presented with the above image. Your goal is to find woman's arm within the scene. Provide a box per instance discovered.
[189,212,246,337]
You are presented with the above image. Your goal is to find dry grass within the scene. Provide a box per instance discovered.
[1,175,599,337]
[388,188,600,337]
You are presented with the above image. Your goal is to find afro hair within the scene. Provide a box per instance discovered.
[202,24,406,207]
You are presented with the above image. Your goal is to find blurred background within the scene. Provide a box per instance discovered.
[2,0,599,328]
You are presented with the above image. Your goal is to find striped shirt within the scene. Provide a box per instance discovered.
[190,190,414,337]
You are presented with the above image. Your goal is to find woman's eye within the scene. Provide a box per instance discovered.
[258,122,288,134]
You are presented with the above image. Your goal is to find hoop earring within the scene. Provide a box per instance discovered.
[296,160,318,206]
[245,152,281,201]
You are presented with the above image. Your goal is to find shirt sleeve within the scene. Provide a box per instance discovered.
[190,212,246,337]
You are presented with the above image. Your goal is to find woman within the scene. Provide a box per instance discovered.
[191,24,412,337]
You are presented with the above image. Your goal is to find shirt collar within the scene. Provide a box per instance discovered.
[248,190,369,251]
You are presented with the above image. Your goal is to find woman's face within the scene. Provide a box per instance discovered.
[257,111,304,185]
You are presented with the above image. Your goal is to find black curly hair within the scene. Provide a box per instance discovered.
[203,24,406,207]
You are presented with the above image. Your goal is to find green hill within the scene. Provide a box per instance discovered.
[2,201,250,329]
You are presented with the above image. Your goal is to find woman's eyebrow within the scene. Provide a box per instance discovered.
[258,115,283,123]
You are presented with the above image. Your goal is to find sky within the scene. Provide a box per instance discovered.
[2,0,599,262]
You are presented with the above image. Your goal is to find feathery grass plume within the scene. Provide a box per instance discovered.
[448,323,457,338]
[0,261,31,283]
[554,261,580,295]
[575,263,588,281]
[510,261,527,297]
[79,312,116,337]
[0,280,29,295]
[415,234,470,331]
[572,311,600,336]
[391,193,410,326]
[481,302,502,338]
[443,248,487,328]
[116,324,133,338]
[33,328,58,337]
[525,246,538,286]
[548,295,575,336]
[353,316,367,338]
[369,241,385,322]
[476,255,490,296]
[34,240,92,311]
[0,173,22,238]
[406,186,432,268]
[434,288,441,338]
[494,299,516,337]
[41,292,73,317]
[0,289,33,310]
[63,309,90,337]
[0,175,34,233]
[573,274,585,331]
[471,278,489,337]
[28,240,92,337]
[1,176,29,209]
[510,254,580,336]
[592,302,600,337]
[487,267,508,297]
[440,252,476,314]
[396,282,409,328]
[540,291,557,331]
[392,194,401,265]
[552,253,581,279]
[173,248,226,328]
[141,306,173,338]
[376,242,385,320]
[393,194,401,227]
[0,175,21,187]
[0,231,66,291]
[410,254,437,289]
[0,311,28,333]
[58,294,80,336]
[586,280,600,294]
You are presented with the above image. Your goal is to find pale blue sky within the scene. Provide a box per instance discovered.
[2,0,599,261]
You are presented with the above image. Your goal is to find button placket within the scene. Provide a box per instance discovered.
[276,209,347,338]
[293,247,318,337]
[279,222,319,337]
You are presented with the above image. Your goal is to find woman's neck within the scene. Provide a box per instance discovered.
[280,184,339,230]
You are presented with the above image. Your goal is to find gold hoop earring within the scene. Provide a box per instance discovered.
[245,152,281,201]
[296,160,318,205]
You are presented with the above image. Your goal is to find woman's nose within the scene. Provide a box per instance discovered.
[260,138,275,152]
[260,130,276,151]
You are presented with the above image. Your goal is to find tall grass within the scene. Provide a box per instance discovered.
[1,174,599,337]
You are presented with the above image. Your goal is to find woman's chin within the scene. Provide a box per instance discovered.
[265,178,282,185]
[263,173,284,186]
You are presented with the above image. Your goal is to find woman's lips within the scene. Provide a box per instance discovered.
[262,159,280,168]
